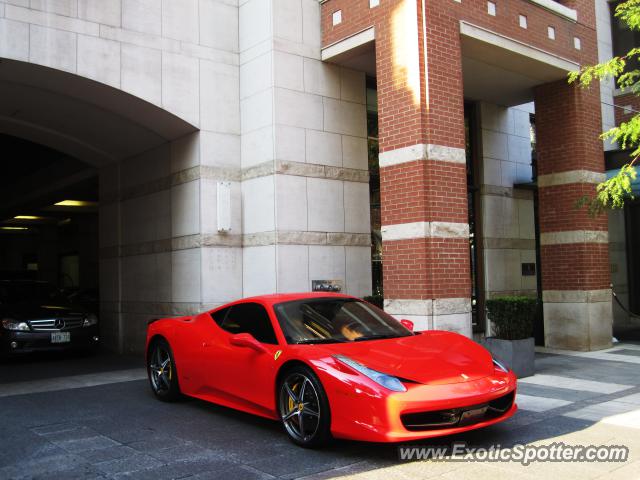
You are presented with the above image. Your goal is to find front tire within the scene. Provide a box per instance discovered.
[147,338,181,402]
[278,365,331,448]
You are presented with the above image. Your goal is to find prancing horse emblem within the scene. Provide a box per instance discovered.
[54,318,65,329]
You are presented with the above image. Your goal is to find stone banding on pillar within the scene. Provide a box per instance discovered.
[381,221,469,242]
[537,169,606,187]
[540,230,609,245]
[99,231,371,259]
[542,289,611,303]
[383,298,472,337]
[378,144,467,168]
[541,289,613,352]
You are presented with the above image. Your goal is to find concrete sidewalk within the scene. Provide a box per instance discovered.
[1,345,639,479]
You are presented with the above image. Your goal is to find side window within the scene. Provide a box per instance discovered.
[222,303,278,344]
[211,306,230,326]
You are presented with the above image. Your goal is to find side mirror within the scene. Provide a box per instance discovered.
[229,333,268,353]
[400,319,414,332]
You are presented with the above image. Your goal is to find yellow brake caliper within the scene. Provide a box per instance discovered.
[288,383,299,414]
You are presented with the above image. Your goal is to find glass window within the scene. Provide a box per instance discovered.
[366,76,382,298]
[210,306,230,326]
[219,303,278,344]
[273,298,412,344]
[464,104,481,332]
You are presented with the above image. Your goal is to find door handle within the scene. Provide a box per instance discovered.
[202,342,212,348]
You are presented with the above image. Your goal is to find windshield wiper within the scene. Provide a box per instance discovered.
[353,334,399,342]
[295,338,347,344]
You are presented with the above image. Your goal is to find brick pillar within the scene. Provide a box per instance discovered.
[377,2,471,335]
[534,80,612,351]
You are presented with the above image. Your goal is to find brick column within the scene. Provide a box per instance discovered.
[377,2,471,335]
[534,80,612,351]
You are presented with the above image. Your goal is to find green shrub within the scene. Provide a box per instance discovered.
[486,296,537,340]
[363,295,384,309]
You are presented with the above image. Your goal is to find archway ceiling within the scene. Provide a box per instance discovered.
[0,58,198,168]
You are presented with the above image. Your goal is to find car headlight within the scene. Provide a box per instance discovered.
[493,358,509,373]
[334,354,407,392]
[2,319,30,331]
[83,313,98,327]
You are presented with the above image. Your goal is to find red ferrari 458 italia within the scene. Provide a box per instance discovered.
[146,293,517,447]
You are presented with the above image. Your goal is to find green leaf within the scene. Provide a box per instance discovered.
[576,164,637,216]
[616,0,640,31]
[568,0,640,213]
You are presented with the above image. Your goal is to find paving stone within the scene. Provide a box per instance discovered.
[190,464,277,480]
[93,452,163,475]
[127,434,188,453]
[31,421,81,435]
[147,443,215,462]
[246,447,381,479]
[518,374,632,394]
[516,394,573,412]
[105,427,159,444]
[27,464,105,480]
[517,383,601,402]
[0,453,88,479]
[0,430,65,467]
[606,349,640,357]
[38,426,99,443]
[56,435,122,453]
[294,460,393,480]
[113,457,240,480]
[79,445,138,464]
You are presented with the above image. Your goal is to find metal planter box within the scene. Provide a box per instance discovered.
[483,337,535,378]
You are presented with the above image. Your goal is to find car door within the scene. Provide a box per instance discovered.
[200,302,281,414]
[173,310,228,396]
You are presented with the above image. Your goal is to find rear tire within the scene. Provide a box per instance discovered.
[147,338,181,402]
[278,365,331,448]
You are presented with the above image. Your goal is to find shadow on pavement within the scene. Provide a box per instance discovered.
[0,349,142,384]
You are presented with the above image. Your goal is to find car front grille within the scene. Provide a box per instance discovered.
[29,317,84,331]
[401,391,515,431]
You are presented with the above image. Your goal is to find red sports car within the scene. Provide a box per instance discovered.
[146,293,517,447]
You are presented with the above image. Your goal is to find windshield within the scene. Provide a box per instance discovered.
[0,282,69,305]
[273,298,412,344]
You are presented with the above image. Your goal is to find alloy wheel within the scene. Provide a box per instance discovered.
[149,344,173,394]
[279,373,321,443]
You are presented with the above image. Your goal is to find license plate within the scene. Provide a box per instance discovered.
[459,406,488,426]
[51,332,71,344]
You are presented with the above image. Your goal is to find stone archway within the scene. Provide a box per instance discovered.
[0,58,205,354]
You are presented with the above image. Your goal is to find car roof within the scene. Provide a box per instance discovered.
[238,292,356,306]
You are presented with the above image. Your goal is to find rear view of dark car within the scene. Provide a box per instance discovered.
[0,280,99,356]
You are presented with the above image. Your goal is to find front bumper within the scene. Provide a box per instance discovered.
[0,326,100,355]
[324,370,518,443]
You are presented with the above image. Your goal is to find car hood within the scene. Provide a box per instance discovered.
[317,331,494,385]
[0,303,87,321]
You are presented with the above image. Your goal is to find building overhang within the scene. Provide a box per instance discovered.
[460,22,580,106]
[321,27,376,76]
